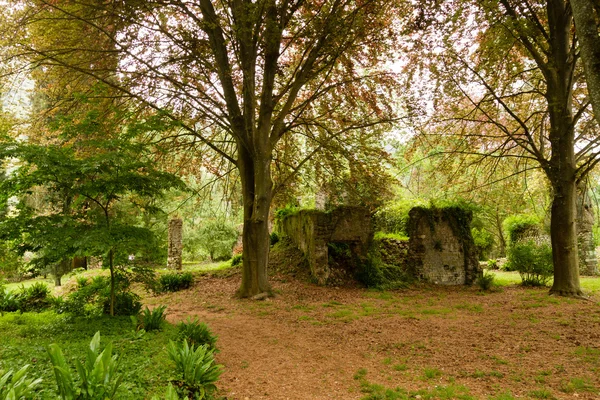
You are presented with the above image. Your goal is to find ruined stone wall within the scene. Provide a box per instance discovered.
[407,207,480,285]
[279,206,373,284]
[167,218,183,270]
[378,238,410,269]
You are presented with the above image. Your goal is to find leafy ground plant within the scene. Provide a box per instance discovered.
[47,331,122,400]
[477,270,496,291]
[0,365,42,399]
[159,272,194,292]
[136,305,167,332]
[177,317,218,351]
[167,339,222,399]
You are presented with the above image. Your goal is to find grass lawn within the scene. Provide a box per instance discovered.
[489,269,600,294]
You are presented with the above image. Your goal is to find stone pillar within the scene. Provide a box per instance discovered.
[167,218,183,270]
[576,185,598,275]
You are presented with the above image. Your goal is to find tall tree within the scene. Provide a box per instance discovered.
[3,0,402,296]
[403,0,598,296]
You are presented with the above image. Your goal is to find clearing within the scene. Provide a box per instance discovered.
[146,270,600,400]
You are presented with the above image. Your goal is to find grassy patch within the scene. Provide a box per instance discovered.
[574,346,600,365]
[422,367,442,380]
[559,377,598,394]
[354,368,473,400]
[0,311,177,399]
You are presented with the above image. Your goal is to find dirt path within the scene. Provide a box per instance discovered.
[147,273,600,400]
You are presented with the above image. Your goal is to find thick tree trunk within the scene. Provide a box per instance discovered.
[545,0,583,297]
[549,179,583,296]
[236,146,273,298]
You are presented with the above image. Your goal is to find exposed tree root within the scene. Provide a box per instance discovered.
[549,288,589,300]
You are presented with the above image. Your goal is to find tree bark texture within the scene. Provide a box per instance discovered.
[570,0,600,126]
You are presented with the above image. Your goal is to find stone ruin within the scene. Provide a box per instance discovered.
[278,206,372,285]
[278,205,480,286]
[167,218,183,270]
[407,207,480,285]
[577,184,598,275]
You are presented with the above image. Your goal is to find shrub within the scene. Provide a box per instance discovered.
[18,282,52,312]
[47,331,122,400]
[503,214,542,245]
[477,270,496,291]
[230,254,242,267]
[0,282,53,313]
[136,305,167,332]
[177,318,218,351]
[507,240,553,287]
[61,275,141,317]
[167,340,222,400]
[0,365,42,399]
[159,272,193,292]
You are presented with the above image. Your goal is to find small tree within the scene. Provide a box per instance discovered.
[0,104,184,315]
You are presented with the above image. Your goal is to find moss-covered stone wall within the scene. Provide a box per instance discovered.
[407,207,480,285]
[278,206,373,284]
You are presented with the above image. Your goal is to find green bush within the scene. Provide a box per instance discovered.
[0,282,53,313]
[503,214,542,245]
[47,331,122,400]
[136,305,167,332]
[60,275,141,317]
[18,282,53,312]
[159,272,193,292]
[167,340,222,400]
[0,365,42,400]
[177,317,218,351]
[487,259,498,270]
[507,240,553,287]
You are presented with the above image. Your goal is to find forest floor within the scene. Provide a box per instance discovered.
[145,270,600,400]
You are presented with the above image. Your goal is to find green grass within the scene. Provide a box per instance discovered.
[490,270,600,293]
[559,377,599,393]
[0,311,177,399]
[4,277,56,293]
